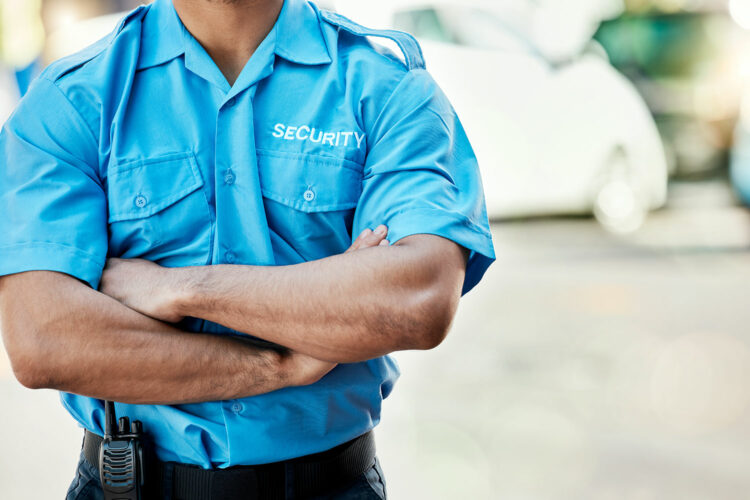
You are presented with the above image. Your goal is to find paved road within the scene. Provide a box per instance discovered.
[2,181,749,499]
[377,181,750,500]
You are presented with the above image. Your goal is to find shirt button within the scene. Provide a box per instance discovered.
[224,169,236,185]
[231,402,243,414]
[303,189,315,202]
[226,97,237,108]
[134,195,148,208]
[225,251,236,264]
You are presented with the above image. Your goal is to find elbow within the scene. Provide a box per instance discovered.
[407,285,460,351]
[413,317,451,352]
[3,323,52,390]
[12,362,48,391]
[0,274,68,390]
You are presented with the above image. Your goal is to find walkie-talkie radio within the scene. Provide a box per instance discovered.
[99,400,145,500]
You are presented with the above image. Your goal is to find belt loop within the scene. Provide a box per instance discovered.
[162,462,175,500]
[284,462,295,500]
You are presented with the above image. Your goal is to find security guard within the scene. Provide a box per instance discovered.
[0,0,495,498]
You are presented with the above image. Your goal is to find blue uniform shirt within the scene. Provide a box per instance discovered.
[0,0,495,467]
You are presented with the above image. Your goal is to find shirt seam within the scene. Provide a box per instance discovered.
[385,207,493,239]
[110,151,196,173]
[369,69,452,151]
[256,149,364,172]
[368,70,413,140]
[0,241,105,267]
[40,76,100,149]
[424,102,452,136]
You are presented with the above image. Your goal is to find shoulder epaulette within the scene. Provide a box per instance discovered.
[319,10,425,71]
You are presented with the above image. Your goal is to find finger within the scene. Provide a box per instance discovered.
[378,239,390,247]
[360,225,388,248]
[345,229,372,253]
[353,228,370,243]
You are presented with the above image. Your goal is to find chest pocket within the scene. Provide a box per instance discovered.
[106,152,213,266]
[257,150,362,261]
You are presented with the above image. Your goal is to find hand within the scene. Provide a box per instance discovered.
[346,225,389,253]
[100,258,185,323]
[280,350,338,386]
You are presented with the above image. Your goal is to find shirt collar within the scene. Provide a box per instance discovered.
[137,0,331,71]
[274,0,332,66]
[137,0,185,70]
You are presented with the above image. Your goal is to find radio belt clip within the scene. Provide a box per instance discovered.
[99,400,145,500]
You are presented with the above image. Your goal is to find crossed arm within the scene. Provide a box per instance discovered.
[0,227,467,404]
[100,229,468,363]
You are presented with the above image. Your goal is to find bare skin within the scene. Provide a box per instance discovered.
[100,230,468,364]
[172,0,284,85]
[0,229,388,404]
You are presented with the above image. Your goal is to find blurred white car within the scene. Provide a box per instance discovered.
[48,0,668,231]
[336,0,668,231]
[0,64,21,123]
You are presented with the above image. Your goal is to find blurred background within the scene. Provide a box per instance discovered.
[1,0,750,498]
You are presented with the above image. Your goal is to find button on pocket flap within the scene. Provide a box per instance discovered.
[257,150,362,213]
[107,152,205,222]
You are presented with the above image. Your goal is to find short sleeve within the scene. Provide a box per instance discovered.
[0,77,107,288]
[353,69,495,294]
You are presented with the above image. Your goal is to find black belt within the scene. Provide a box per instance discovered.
[82,429,376,500]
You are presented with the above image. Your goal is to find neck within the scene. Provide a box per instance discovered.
[172,0,284,86]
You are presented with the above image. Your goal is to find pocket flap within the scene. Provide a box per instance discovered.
[257,150,362,213]
[107,152,204,222]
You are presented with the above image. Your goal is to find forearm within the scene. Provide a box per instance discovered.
[0,271,290,404]
[175,235,466,363]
